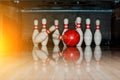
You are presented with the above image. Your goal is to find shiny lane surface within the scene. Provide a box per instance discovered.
[0,46,120,80]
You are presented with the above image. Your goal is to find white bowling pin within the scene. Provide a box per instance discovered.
[62,18,69,46]
[84,18,92,46]
[84,46,92,65]
[52,45,60,63]
[41,18,48,46]
[94,46,102,62]
[52,20,60,46]
[94,19,102,46]
[34,25,55,44]
[32,19,39,47]
[76,17,83,46]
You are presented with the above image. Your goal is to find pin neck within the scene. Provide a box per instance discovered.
[86,24,90,29]
[42,28,46,31]
[64,24,68,29]
[34,25,38,30]
[76,23,81,28]
[96,25,100,30]
[42,24,46,28]
[46,29,51,34]
[86,28,90,29]
[42,27,46,29]
[86,24,90,26]
[55,25,59,30]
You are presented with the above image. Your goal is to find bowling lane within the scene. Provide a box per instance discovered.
[0,46,120,80]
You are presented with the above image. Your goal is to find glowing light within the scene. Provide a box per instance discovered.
[0,39,5,52]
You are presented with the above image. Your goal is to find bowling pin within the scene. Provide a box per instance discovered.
[84,18,92,46]
[34,25,55,44]
[62,18,69,46]
[94,19,102,46]
[94,46,102,62]
[76,17,83,46]
[52,19,61,46]
[41,18,48,46]
[32,19,39,47]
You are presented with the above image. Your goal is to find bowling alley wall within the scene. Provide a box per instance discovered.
[21,12,112,46]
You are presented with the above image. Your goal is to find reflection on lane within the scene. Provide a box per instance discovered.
[31,46,119,80]
[94,46,102,62]
[32,45,102,65]
[2,45,120,80]
[32,46,55,65]
[52,45,61,64]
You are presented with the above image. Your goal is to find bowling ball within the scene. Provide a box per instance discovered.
[63,47,80,62]
[63,29,80,47]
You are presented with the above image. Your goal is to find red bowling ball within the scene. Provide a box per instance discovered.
[62,29,80,47]
[63,47,80,62]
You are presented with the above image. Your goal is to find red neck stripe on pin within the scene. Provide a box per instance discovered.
[42,24,46,26]
[76,23,81,28]
[96,25,100,30]
[34,26,38,30]
[86,24,90,29]
[55,25,59,29]
[46,30,51,34]
[34,28,38,30]
[86,24,90,27]
[42,24,46,28]
[64,24,68,28]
